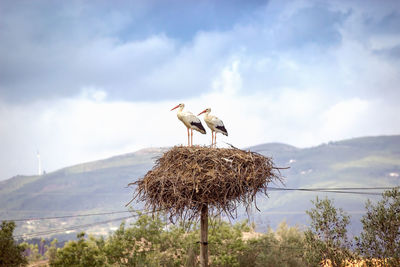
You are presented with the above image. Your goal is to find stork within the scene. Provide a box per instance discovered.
[198,108,228,147]
[171,103,206,146]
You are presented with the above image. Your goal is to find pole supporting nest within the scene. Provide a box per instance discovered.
[200,204,208,267]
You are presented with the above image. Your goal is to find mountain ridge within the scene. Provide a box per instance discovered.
[1,135,399,238]
[3,134,399,182]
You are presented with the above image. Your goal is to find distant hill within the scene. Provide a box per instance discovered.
[0,147,168,212]
[1,136,399,239]
[248,135,400,235]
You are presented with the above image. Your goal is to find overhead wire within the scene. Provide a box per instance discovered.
[267,187,386,195]
[14,215,134,239]
[279,186,395,190]
[4,186,398,238]
[13,209,164,239]
[5,210,132,222]
[2,187,397,222]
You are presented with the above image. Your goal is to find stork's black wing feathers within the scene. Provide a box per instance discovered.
[191,121,206,134]
[216,125,228,136]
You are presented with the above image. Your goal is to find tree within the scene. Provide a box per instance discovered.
[238,222,306,267]
[0,221,28,267]
[356,187,400,266]
[20,242,43,262]
[45,238,58,264]
[207,219,250,267]
[104,214,167,266]
[304,197,353,267]
[50,232,108,267]
[104,213,198,267]
[274,222,306,267]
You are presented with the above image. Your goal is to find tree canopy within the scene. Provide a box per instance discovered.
[356,187,400,266]
[0,221,28,267]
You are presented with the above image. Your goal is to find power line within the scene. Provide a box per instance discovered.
[14,209,163,239]
[7,184,397,239]
[289,186,395,190]
[4,187,396,196]
[267,187,395,195]
[271,188,381,195]
[6,186,398,243]
[2,187,397,223]
[4,210,132,222]
[15,215,134,239]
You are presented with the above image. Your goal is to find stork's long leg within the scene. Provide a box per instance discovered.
[211,131,214,147]
[191,129,193,147]
[187,127,190,146]
[213,132,216,148]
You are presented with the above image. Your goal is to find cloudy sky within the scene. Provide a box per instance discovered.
[1,0,400,180]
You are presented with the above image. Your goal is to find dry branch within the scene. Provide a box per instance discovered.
[128,146,283,222]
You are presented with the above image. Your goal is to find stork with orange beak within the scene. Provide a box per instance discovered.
[198,108,228,147]
[171,103,206,146]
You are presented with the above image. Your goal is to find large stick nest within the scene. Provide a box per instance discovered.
[128,146,283,221]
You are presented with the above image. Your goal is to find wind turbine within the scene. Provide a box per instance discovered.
[37,150,42,176]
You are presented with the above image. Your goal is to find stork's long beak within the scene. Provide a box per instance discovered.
[171,104,180,111]
[198,109,207,116]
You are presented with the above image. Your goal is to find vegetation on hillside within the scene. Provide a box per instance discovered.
[2,187,399,266]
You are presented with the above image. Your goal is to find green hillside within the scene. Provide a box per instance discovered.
[0,136,399,238]
[249,135,400,234]
[0,148,168,213]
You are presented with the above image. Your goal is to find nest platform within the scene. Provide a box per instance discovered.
[128,146,283,221]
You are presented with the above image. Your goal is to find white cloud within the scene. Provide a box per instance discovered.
[212,60,242,96]
[320,98,369,138]
[1,0,400,180]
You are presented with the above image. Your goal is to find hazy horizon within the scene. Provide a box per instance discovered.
[3,134,398,180]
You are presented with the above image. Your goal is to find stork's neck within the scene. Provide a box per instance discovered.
[176,106,184,116]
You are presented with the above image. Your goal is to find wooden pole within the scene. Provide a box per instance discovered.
[200,204,208,267]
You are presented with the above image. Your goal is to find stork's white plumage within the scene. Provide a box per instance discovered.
[171,103,206,146]
[198,108,228,147]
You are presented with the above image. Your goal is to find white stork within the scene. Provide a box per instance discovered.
[171,103,206,146]
[198,108,228,147]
